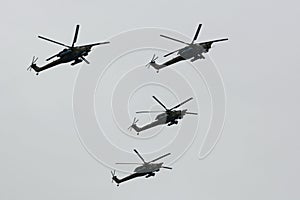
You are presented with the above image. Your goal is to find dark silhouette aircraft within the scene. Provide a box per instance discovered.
[27,25,109,75]
[111,149,172,186]
[147,24,228,72]
[129,96,197,135]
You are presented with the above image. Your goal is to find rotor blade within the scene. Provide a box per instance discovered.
[152,96,168,110]
[115,163,143,165]
[80,56,90,64]
[186,112,198,115]
[160,34,189,45]
[97,41,110,45]
[133,149,146,164]
[83,41,110,47]
[163,48,181,57]
[133,117,139,123]
[38,35,70,48]
[170,97,193,111]
[136,111,165,114]
[192,24,202,43]
[149,153,171,163]
[111,170,115,183]
[151,54,156,60]
[198,38,229,45]
[211,38,228,43]
[162,166,172,170]
[72,24,80,47]
[33,56,38,63]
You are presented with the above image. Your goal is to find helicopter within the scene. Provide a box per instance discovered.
[27,24,109,75]
[129,96,197,135]
[111,149,172,186]
[146,24,228,72]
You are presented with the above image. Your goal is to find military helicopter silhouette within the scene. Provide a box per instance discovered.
[27,24,109,75]
[129,96,197,135]
[111,149,172,186]
[147,24,228,72]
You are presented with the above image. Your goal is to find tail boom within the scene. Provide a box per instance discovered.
[112,172,150,186]
[27,58,64,75]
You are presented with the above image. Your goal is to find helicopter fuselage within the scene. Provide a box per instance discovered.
[177,43,208,61]
[56,45,92,64]
[155,109,187,125]
[134,162,163,173]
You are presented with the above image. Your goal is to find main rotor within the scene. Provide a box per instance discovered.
[160,24,202,57]
[160,24,228,58]
[136,96,197,115]
[115,149,172,170]
[38,25,81,49]
[37,24,109,61]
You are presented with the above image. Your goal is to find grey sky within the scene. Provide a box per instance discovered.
[1,0,299,199]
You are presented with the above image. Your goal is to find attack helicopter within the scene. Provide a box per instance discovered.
[27,25,109,75]
[129,96,197,135]
[147,24,228,72]
[111,149,172,186]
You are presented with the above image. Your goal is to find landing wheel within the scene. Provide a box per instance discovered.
[36,73,39,75]
[156,70,159,73]
[137,132,139,135]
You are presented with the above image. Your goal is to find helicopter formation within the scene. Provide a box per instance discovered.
[27,24,227,186]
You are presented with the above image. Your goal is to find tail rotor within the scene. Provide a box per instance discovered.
[27,56,38,71]
[145,54,158,68]
[111,170,116,183]
[111,170,120,186]
[27,56,40,75]
[128,117,139,131]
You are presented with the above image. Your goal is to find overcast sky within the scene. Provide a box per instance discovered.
[1,0,300,199]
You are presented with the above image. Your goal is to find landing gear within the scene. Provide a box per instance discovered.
[36,73,39,75]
